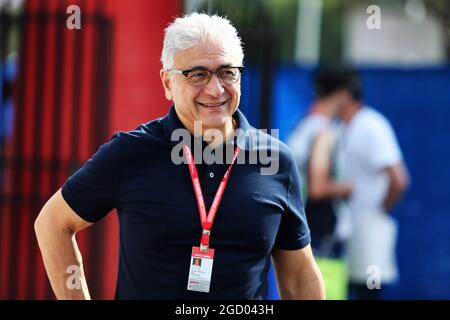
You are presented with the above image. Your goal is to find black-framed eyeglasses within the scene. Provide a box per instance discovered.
[168,66,244,86]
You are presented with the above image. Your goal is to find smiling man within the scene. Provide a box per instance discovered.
[34,13,325,300]
[161,46,242,138]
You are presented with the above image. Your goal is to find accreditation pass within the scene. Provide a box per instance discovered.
[187,246,215,293]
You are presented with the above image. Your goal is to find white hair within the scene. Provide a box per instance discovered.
[161,12,244,70]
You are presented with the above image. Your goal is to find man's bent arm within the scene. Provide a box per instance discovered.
[272,245,325,300]
[383,162,409,212]
[34,189,93,299]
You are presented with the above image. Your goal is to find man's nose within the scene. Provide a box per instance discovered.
[203,74,225,98]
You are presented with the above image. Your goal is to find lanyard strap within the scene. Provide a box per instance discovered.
[183,144,240,250]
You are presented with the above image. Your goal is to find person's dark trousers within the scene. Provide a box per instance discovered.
[348,282,382,300]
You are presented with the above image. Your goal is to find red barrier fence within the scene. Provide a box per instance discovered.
[0,0,179,299]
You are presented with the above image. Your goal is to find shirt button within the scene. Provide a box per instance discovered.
[209,172,214,178]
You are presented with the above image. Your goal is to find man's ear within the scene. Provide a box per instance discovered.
[160,69,173,101]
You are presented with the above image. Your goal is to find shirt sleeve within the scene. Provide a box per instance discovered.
[61,133,122,223]
[365,116,402,170]
[274,157,311,250]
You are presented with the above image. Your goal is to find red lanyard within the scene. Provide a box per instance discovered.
[183,144,240,251]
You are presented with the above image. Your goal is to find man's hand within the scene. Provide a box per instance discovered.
[34,189,93,299]
[271,245,326,300]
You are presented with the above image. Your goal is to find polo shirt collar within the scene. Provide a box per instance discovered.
[161,105,254,151]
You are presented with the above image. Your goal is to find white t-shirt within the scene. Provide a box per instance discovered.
[336,107,403,284]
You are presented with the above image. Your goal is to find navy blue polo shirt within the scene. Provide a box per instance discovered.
[61,106,310,299]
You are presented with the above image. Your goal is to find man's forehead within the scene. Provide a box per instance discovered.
[173,41,240,69]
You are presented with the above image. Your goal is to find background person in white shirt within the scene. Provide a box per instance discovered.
[330,65,409,300]
[287,66,353,258]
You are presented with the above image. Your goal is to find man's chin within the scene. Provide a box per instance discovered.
[202,120,227,131]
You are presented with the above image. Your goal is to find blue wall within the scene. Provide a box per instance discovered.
[242,65,450,299]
